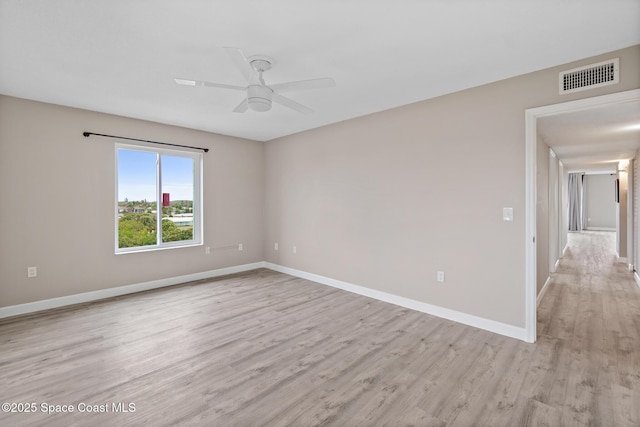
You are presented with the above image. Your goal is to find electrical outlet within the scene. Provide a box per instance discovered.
[205,246,210,255]
[27,266,37,278]
[437,271,445,282]
[293,246,297,254]
[274,242,278,251]
[238,243,243,251]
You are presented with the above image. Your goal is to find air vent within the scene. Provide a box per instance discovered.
[559,58,619,94]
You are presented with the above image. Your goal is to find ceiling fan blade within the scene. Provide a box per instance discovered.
[223,47,255,82]
[232,99,249,113]
[270,77,336,93]
[174,78,245,91]
[272,93,314,115]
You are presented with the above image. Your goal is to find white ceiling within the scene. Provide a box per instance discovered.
[538,100,640,174]
[1,1,639,142]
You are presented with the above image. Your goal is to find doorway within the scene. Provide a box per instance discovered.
[524,88,640,343]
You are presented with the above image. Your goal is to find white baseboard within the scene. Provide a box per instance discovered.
[616,254,628,263]
[585,227,616,231]
[562,243,568,256]
[635,272,640,289]
[537,276,552,308]
[1,261,529,342]
[0,262,266,319]
[264,262,529,342]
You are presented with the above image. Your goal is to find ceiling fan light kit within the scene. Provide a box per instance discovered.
[247,85,273,112]
[175,47,335,114]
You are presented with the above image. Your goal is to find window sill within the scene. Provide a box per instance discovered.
[115,242,202,255]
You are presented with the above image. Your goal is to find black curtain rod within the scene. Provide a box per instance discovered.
[83,132,209,153]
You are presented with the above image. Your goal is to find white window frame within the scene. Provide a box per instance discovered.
[115,143,203,254]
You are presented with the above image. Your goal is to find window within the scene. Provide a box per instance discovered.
[115,144,202,253]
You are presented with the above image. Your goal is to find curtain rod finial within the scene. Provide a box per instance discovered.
[83,132,91,137]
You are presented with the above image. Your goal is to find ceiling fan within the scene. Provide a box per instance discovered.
[175,47,336,114]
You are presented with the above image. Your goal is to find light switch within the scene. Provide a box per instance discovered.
[503,207,514,221]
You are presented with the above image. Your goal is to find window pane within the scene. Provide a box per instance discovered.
[161,155,194,243]
[117,149,157,248]
[115,144,201,254]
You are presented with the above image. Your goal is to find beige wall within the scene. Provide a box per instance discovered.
[617,168,629,259]
[628,163,635,265]
[543,149,566,288]
[635,155,640,270]
[585,174,617,229]
[548,151,560,275]
[264,45,640,327]
[560,163,568,255]
[0,96,264,307]
[536,140,550,294]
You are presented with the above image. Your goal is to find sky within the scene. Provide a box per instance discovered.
[117,149,194,202]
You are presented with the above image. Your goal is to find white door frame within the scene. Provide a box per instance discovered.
[524,88,640,343]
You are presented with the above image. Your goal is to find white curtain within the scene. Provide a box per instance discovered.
[568,172,583,232]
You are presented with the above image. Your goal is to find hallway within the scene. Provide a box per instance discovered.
[536,231,640,426]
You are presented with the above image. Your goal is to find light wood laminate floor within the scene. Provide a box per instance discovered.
[1,231,639,426]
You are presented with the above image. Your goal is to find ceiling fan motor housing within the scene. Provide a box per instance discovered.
[247,85,273,112]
